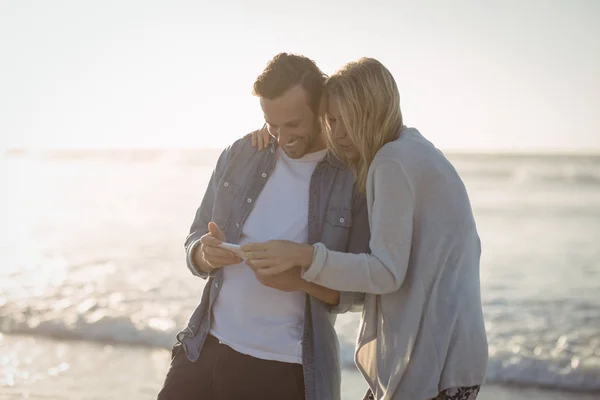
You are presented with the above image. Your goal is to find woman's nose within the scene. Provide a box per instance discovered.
[333,127,345,140]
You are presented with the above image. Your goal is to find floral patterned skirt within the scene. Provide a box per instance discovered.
[363,385,480,400]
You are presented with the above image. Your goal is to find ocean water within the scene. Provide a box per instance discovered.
[0,149,599,394]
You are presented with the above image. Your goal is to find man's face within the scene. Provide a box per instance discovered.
[260,84,323,159]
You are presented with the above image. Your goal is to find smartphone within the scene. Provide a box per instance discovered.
[217,242,244,258]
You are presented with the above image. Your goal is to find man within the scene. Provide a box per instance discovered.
[157,53,370,400]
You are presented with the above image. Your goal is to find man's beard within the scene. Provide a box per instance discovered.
[281,124,321,159]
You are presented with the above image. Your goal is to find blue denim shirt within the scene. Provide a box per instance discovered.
[177,135,370,400]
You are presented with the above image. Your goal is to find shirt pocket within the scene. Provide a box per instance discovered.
[323,207,353,251]
[212,176,242,229]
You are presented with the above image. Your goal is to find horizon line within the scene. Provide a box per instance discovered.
[3,146,600,157]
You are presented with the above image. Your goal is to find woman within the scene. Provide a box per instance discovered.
[244,58,488,400]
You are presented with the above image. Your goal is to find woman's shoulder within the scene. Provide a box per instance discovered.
[370,127,459,192]
[371,127,436,170]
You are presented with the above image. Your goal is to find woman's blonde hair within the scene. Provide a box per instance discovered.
[323,58,403,193]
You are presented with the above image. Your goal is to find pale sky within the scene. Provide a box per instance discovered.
[1,0,599,152]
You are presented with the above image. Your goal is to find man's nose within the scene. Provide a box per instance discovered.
[276,128,291,140]
[271,126,287,137]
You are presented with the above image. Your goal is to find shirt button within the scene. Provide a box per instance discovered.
[224,182,229,187]
[247,198,252,203]
[339,217,345,223]
[261,173,267,178]
[235,223,240,228]
[215,282,219,288]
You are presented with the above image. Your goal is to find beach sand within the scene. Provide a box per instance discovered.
[1,334,597,400]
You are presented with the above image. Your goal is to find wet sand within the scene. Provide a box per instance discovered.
[1,334,598,400]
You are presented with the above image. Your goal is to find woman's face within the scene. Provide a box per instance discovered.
[326,96,361,161]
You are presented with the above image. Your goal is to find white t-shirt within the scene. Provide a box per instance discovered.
[210,147,327,364]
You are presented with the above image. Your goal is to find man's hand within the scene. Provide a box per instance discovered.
[194,222,242,272]
[248,264,307,293]
[248,262,340,305]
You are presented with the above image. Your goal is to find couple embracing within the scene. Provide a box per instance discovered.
[157,53,488,400]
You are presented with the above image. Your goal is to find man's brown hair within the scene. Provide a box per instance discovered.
[253,53,327,114]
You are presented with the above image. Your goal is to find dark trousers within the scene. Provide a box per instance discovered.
[157,334,305,400]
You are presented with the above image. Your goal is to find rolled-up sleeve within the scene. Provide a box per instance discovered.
[185,236,212,278]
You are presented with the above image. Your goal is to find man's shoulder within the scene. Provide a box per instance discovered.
[222,131,270,161]
[227,135,252,155]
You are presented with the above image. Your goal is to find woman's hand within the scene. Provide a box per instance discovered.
[247,125,272,151]
[241,240,314,276]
